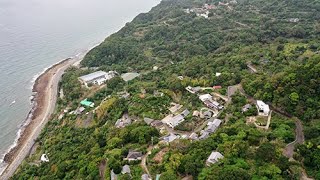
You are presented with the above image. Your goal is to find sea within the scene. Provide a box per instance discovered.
[0,0,160,173]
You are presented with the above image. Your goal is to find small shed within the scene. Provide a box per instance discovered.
[80,99,94,108]
[40,154,49,162]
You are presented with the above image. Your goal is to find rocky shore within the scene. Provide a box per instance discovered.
[0,57,80,179]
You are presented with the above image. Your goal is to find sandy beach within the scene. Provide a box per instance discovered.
[0,56,81,180]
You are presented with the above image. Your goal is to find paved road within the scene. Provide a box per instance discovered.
[283,118,305,159]
[0,58,78,180]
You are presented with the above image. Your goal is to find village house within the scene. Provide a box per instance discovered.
[162,114,185,128]
[199,94,213,101]
[199,131,210,140]
[163,133,179,143]
[79,71,117,87]
[199,94,224,110]
[125,151,143,162]
[181,109,190,117]
[186,86,201,94]
[199,119,222,140]
[162,108,190,128]
[121,165,131,175]
[213,85,222,89]
[193,110,200,117]
[115,114,132,128]
[150,120,163,128]
[242,104,252,113]
[205,119,222,133]
[206,151,224,166]
[189,132,198,140]
[200,110,213,119]
[169,102,183,114]
[256,100,270,116]
[142,174,152,180]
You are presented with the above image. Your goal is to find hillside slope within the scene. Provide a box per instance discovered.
[13,0,320,179]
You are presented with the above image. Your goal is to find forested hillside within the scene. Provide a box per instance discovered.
[13,0,320,179]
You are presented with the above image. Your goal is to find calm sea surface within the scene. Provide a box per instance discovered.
[0,0,159,162]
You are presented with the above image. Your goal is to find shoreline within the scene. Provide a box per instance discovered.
[0,51,87,179]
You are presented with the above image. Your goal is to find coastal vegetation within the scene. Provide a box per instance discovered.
[12,0,320,179]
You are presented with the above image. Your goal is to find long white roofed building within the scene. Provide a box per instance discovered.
[79,71,117,87]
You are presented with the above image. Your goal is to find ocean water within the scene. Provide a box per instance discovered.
[0,0,160,165]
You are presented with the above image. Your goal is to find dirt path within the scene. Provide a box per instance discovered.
[283,118,305,159]
[141,146,153,176]
[0,58,79,180]
[99,160,107,180]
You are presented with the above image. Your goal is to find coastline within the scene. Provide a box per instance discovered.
[0,52,86,179]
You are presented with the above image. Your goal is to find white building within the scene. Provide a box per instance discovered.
[199,94,213,102]
[256,100,270,116]
[79,71,116,87]
[206,151,224,165]
[163,133,179,143]
[40,154,49,162]
[166,114,185,128]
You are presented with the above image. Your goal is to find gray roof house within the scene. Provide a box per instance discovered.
[150,120,163,127]
[189,132,198,140]
[121,165,131,175]
[162,114,185,128]
[163,133,179,143]
[115,114,132,128]
[181,109,190,117]
[126,151,143,162]
[242,104,252,112]
[142,174,151,180]
[206,151,224,166]
[199,131,210,140]
[199,119,222,140]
